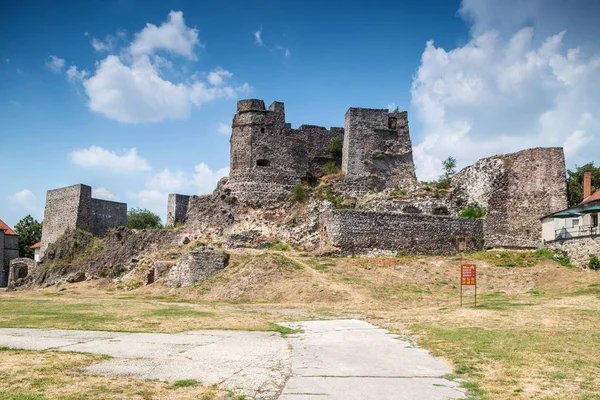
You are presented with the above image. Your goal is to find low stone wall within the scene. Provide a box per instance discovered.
[165,248,229,287]
[320,210,484,255]
[546,235,600,268]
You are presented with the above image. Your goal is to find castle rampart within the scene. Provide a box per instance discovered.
[321,210,484,255]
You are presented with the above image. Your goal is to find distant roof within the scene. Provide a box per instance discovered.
[0,218,18,236]
[582,189,600,204]
[30,242,41,249]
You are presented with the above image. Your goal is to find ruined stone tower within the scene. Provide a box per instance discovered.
[342,108,416,190]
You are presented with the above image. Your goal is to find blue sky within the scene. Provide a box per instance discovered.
[1,0,599,228]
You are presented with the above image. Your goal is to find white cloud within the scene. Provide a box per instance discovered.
[130,10,200,60]
[411,24,600,180]
[70,145,151,173]
[8,189,40,216]
[66,65,89,82]
[387,103,397,112]
[68,11,250,123]
[46,55,65,72]
[254,27,263,45]
[131,163,229,221]
[218,122,231,136]
[92,187,118,201]
[191,163,229,193]
[207,67,233,86]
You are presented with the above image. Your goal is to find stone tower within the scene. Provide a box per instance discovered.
[342,108,416,190]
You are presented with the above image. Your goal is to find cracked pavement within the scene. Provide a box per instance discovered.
[0,320,466,399]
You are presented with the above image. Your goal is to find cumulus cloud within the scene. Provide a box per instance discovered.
[218,122,231,136]
[411,7,600,180]
[130,11,200,60]
[92,187,118,201]
[66,65,89,82]
[207,67,233,86]
[131,163,229,221]
[8,189,36,208]
[46,55,65,72]
[254,27,263,45]
[70,145,151,173]
[67,11,250,123]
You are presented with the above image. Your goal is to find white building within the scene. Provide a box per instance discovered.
[541,170,600,243]
[30,242,41,262]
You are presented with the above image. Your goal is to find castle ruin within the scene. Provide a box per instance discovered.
[38,100,569,258]
[40,184,127,257]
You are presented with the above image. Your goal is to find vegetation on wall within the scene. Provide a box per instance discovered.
[328,136,343,157]
[290,184,307,202]
[566,162,600,207]
[459,205,486,219]
[436,156,457,189]
[14,215,42,258]
[127,208,163,229]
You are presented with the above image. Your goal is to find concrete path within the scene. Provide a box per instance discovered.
[278,320,466,400]
[0,320,466,400]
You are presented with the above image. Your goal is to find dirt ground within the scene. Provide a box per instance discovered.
[1,250,600,399]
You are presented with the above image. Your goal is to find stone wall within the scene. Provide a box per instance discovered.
[167,194,191,227]
[0,231,5,287]
[41,184,127,256]
[320,210,484,255]
[164,248,229,287]
[342,108,416,191]
[452,147,568,249]
[8,258,35,287]
[547,235,600,268]
[91,198,127,236]
[1,230,20,288]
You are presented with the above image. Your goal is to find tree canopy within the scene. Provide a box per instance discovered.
[14,215,42,258]
[127,208,163,229]
[436,156,457,189]
[566,162,600,207]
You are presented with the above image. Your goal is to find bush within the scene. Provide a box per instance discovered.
[290,184,307,202]
[589,255,600,270]
[322,161,340,174]
[127,208,163,229]
[459,205,486,219]
[329,136,343,156]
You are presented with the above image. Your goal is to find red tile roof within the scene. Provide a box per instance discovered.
[30,242,41,249]
[582,189,600,204]
[0,218,18,236]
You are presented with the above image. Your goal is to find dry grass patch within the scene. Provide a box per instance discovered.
[0,347,217,400]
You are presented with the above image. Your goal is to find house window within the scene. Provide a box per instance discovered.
[572,219,580,228]
[592,214,598,227]
[256,159,270,167]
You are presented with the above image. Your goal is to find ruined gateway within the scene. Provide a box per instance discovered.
[31,99,568,288]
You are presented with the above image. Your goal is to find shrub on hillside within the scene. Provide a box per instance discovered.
[589,255,600,270]
[290,184,307,202]
[127,208,163,229]
[329,136,343,156]
[322,161,340,174]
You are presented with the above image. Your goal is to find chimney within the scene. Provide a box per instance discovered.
[583,170,592,200]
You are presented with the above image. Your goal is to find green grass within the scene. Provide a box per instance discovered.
[172,379,199,388]
[143,307,216,318]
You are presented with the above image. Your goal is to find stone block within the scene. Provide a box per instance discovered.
[164,248,229,287]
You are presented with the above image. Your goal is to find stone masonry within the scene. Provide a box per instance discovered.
[342,108,416,191]
[321,210,484,255]
[451,148,568,249]
[41,184,127,257]
[164,248,230,287]
[547,235,600,268]
[167,194,191,227]
[0,221,19,288]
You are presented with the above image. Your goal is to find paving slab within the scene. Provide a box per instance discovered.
[278,320,466,400]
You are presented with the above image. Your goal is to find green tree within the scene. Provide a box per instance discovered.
[392,106,400,113]
[127,208,163,229]
[566,162,600,207]
[328,136,343,157]
[14,215,42,258]
[437,156,457,189]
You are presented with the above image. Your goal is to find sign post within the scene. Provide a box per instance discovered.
[460,264,477,306]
